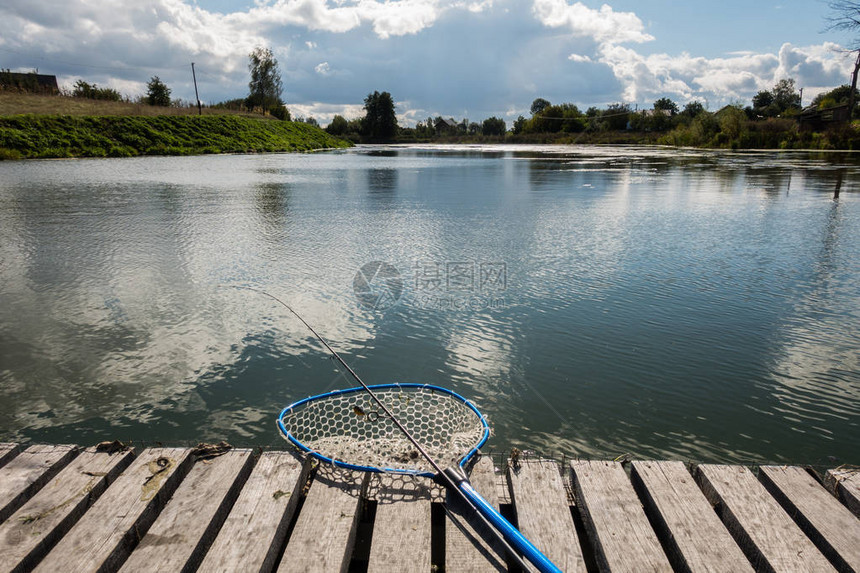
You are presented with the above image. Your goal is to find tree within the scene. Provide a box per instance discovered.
[512,115,527,134]
[772,78,801,113]
[681,101,706,118]
[530,98,551,115]
[826,1,860,115]
[752,90,774,110]
[481,116,506,136]
[326,115,349,136]
[362,91,397,140]
[602,103,632,130]
[653,97,679,116]
[246,47,284,114]
[146,76,171,107]
[811,84,860,108]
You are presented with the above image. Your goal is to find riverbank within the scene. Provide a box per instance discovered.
[0,114,351,159]
[393,121,860,149]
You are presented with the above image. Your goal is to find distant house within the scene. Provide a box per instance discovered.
[799,103,851,130]
[643,108,672,118]
[0,71,60,94]
[435,117,460,134]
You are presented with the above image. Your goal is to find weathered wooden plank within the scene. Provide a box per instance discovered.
[630,460,753,573]
[759,465,860,573]
[0,443,19,469]
[119,449,255,573]
[507,458,584,572]
[570,459,672,572]
[0,447,133,573]
[824,467,860,519]
[199,451,310,573]
[33,447,193,573]
[696,464,836,573]
[445,456,507,572]
[365,474,432,573]
[278,465,367,573]
[0,445,78,524]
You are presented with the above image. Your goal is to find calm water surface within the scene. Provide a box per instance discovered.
[1,144,858,464]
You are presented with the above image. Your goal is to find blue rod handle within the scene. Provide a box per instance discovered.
[457,478,562,573]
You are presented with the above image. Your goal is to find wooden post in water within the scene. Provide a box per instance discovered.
[835,170,843,200]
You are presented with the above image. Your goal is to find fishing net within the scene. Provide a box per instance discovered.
[278,384,489,475]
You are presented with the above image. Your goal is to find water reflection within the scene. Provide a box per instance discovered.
[367,168,398,194]
[254,183,291,238]
[0,147,858,464]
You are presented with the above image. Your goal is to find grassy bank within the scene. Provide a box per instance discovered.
[0,92,262,118]
[0,114,351,159]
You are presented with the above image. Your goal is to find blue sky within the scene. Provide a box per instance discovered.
[1,0,855,125]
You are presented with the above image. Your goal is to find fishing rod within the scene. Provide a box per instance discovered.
[232,285,561,573]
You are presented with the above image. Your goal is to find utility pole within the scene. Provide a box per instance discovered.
[191,63,202,116]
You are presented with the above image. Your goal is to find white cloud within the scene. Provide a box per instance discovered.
[594,41,850,106]
[775,42,849,87]
[0,0,853,119]
[288,101,365,123]
[532,0,654,45]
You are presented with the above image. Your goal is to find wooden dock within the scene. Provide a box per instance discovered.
[0,442,858,572]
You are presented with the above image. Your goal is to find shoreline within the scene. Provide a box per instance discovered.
[0,114,352,160]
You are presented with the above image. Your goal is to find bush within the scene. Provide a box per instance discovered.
[71,80,122,101]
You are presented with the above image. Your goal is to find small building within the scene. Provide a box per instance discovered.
[0,71,60,94]
[435,117,460,133]
[799,103,851,130]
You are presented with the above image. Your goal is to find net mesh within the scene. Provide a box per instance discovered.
[280,385,487,474]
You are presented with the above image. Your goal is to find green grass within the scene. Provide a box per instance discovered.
[0,114,351,160]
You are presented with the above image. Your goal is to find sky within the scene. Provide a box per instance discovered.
[1,0,857,126]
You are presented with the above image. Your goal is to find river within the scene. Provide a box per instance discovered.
[0,144,858,464]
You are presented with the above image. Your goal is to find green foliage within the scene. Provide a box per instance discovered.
[326,115,349,136]
[512,115,527,134]
[247,47,284,114]
[654,106,860,149]
[481,116,506,136]
[146,76,172,107]
[811,84,860,108]
[772,79,801,111]
[212,98,247,111]
[600,103,632,131]
[362,91,398,140]
[752,90,774,110]
[270,104,291,121]
[683,101,705,117]
[751,78,801,118]
[72,80,122,101]
[530,98,551,115]
[0,115,351,160]
[653,97,679,115]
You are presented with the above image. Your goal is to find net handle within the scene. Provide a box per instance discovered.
[234,286,554,572]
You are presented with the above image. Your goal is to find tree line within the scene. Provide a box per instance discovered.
[322,76,858,149]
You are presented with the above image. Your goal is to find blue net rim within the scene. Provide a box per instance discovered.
[276,383,490,477]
